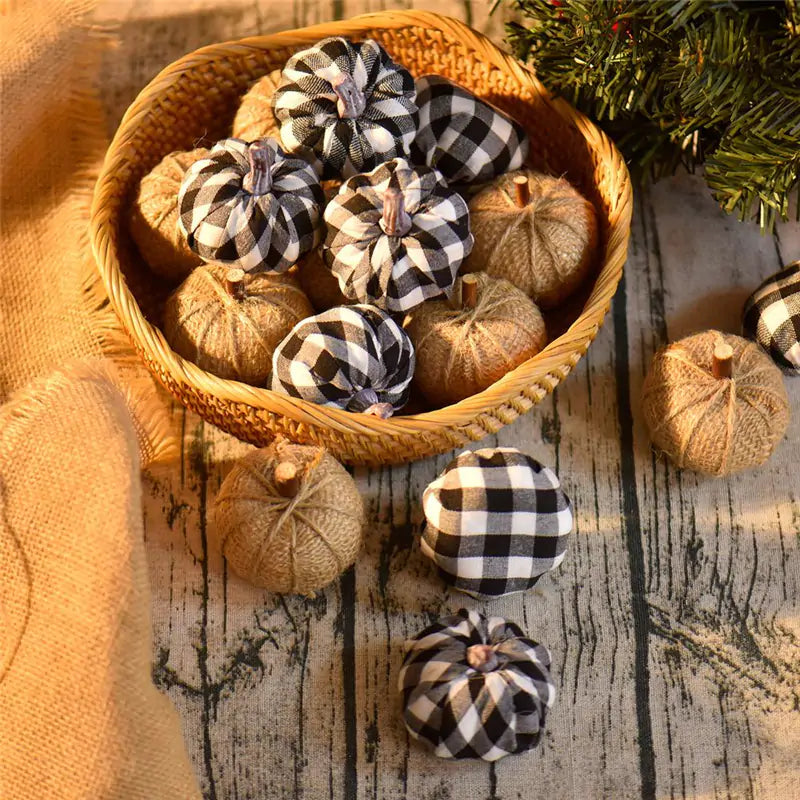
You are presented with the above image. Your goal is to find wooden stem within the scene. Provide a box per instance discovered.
[513,174,530,208]
[331,72,366,119]
[274,461,300,498]
[242,143,273,196]
[461,274,479,310]
[466,644,499,672]
[712,342,734,379]
[225,268,247,301]
[381,187,412,237]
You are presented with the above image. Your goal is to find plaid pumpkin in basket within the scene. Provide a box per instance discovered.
[421,447,572,597]
[399,608,556,761]
[178,138,324,273]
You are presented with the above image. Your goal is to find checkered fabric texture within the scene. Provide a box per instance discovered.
[421,447,572,598]
[409,74,529,185]
[269,304,415,412]
[742,261,800,374]
[178,137,324,273]
[273,37,418,180]
[322,158,473,313]
[398,608,555,761]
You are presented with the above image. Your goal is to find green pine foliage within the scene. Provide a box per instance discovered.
[507,0,800,231]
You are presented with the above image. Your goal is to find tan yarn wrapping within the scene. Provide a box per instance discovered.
[213,439,364,594]
[297,248,348,312]
[641,331,790,476]
[128,148,209,283]
[232,69,282,143]
[464,170,599,309]
[406,272,547,406]
[163,263,313,386]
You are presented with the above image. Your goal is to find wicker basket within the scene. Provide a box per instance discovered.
[90,11,632,466]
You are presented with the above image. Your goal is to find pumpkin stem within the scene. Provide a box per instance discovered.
[513,174,530,208]
[466,644,500,672]
[461,274,479,310]
[274,461,300,498]
[347,388,394,419]
[712,342,734,379]
[331,72,366,119]
[225,268,247,300]
[380,187,412,238]
[243,143,274,196]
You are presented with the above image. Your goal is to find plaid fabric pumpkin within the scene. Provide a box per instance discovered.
[399,608,556,761]
[178,137,324,273]
[742,261,800,374]
[322,158,473,313]
[270,304,415,416]
[273,37,418,180]
[421,447,572,598]
[409,75,529,185]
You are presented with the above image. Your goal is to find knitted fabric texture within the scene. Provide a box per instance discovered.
[273,37,418,179]
[409,74,529,185]
[421,447,572,597]
[270,304,415,414]
[742,261,800,374]
[464,170,598,309]
[406,273,547,406]
[163,264,313,385]
[213,439,364,595]
[178,137,324,273]
[641,331,790,476]
[129,148,209,283]
[323,158,473,313]
[232,69,283,143]
[398,608,556,761]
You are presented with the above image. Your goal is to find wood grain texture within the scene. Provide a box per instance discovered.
[97,2,800,798]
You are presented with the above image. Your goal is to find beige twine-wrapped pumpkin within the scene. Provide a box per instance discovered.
[464,170,598,309]
[642,331,790,476]
[129,148,210,282]
[232,69,283,143]
[213,439,365,594]
[297,248,349,312]
[406,272,547,406]
[163,263,313,385]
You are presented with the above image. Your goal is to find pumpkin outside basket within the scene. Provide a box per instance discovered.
[89,11,633,467]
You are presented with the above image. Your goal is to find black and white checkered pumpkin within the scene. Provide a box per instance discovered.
[742,261,800,374]
[421,447,572,598]
[409,75,529,185]
[322,158,473,313]
[178,138,324,273]
[399,608,556,761]
[273,37,418,180]
[269,304,415,416]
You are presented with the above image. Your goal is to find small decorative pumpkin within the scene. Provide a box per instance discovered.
[232,68,283,143]
[742,260,800,374]
[406,273,547,406]
[163,263,313,385]
[297,248,349,312]
[178,137,324,273]
[323,158,473,313]
[270,304,415,417]
[399,608,556,761]
[421,447,572,598]
[642,331,790,475]
[273,37,418,179]
[214,439,364,595]
[409,74,529,185]
[464,171,598,309]
[129,148,210,282]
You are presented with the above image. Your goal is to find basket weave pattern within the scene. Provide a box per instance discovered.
[90,12,632,466]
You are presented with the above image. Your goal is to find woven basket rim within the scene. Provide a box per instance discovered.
[90,10,633,438]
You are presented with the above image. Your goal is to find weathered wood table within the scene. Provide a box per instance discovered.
[100,2,800,797]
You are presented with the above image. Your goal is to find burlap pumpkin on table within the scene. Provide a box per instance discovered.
[129,148,209,282]
[163,263,313,386]
[232,69,282,143]
[213,439,364,595]
[641,331,790,476]
[406,273,547,406]
[464,170,598,309]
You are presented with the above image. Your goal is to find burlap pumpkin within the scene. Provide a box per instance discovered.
[406,273,547,406]
[232,68,283,142]
[297,248,349,312]
[129,148,209,282]
[163,263,313,385]
[464,170,598,309]
[214,439,364,595]
[642,331,790,476]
